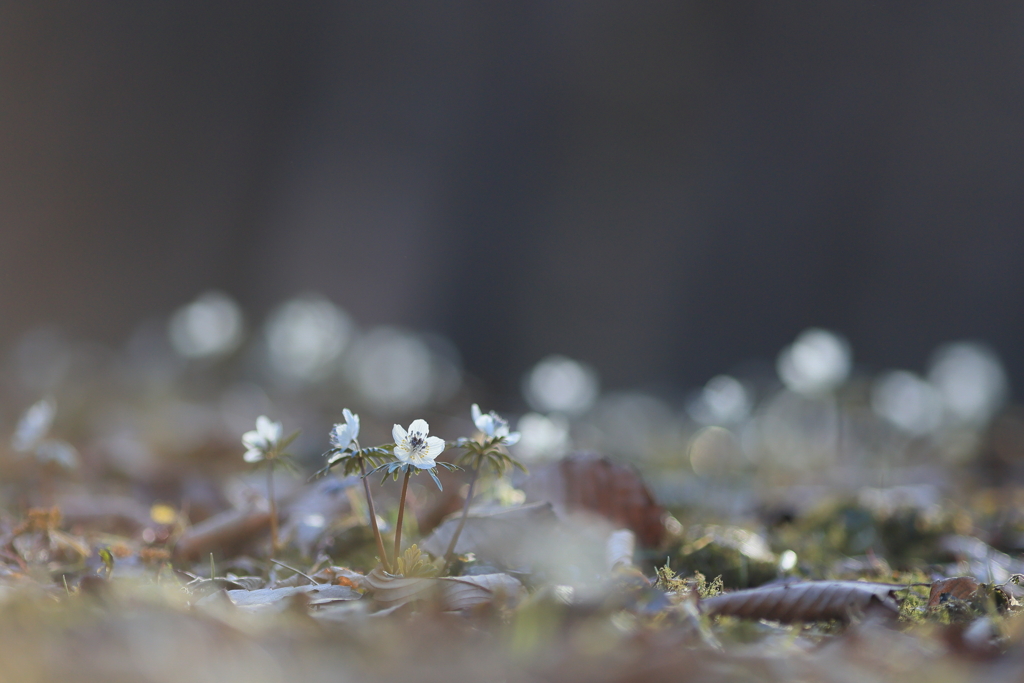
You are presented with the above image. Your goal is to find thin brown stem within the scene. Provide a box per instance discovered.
[267,462,278,555]
[359,454,392,573]
[443,456,482,573]
[393,469,412,568]
[270,559,319,585]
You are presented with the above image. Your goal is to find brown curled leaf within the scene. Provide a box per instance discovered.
[522,452,666,547]
[174,508,271,561]
[927,577,981,609]
[700,581,903,623]
[438,573,525,611]
[365,566,438,608]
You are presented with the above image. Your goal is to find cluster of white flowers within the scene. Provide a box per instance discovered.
[240,403,522,571]
[244,404,519,474]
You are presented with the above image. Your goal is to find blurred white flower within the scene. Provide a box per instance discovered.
[11,398,55,452]
[871,370,943,436]
[10,398,79,470]
[928,342,1007,424]
[346,327,442,409]
[687,375,751,425]
[330,408,361,451]
[515,412,571,461]
[35,440,79,470]
[169,291,244,359]
[471,404,521,445]
[265,295,352,383]
[523,355,599,415]
[392,419,445,469]
[777,328,851,394]
[242,415,284,463]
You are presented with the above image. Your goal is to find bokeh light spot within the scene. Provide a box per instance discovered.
[168,291,244,359]
[523,355,599,415]
[776,328,851,395]
[265,294,352,383]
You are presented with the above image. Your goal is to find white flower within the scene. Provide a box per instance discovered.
[242,415,283,463]
[470,404,521,446]
[392,419,445,469]
[329,408,360,451]
[12,398,56,452]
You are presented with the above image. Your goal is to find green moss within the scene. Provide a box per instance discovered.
[669,526,778,589]
[654,562,722,598]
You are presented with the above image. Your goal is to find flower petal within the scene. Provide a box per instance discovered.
[392,423,407,444]
[257,416,282,444]
[343,409,360,441]
[471,403,484,427]
[256,415,272,434]
[12,399,55,452]
[243,449,264,463]
[479,415,496,437]
[242,430,264,450]
[411,457,436,469]
[269,424,283,443]
[424,435,446,459]
[330,423,352,450]
[408,418,430,436]
[503,431,521,446]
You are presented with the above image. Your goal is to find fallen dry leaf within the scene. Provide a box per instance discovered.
[174,507,271,561]
[419,501,557,562]
[928,577,981,609]
[200,584,362,611]
[365,567,524,611]
[521,452,666,547]
[701,581,903,623]
[279,477,357,556]
[437,573,525,611]
[364,566,438,609]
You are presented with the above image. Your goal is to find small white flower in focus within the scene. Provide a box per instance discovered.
[12,398,56,452]
[471,404,521,445]
[242,415,284,463]
[392,419,445,469]
[330,408,360,451]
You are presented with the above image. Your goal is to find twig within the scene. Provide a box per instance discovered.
[271,559,320,585]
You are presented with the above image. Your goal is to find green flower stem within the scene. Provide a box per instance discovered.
[443,453,482,572]
[358,450,392,573]
[393,469,412,566]
[267,461,279,555]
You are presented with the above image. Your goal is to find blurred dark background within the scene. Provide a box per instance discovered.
[2,2,1023,398]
